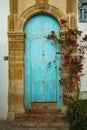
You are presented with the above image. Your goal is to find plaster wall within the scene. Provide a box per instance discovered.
[18,0,36,16]
[0,0,9,120]
[77,1,87,91]
[48,0,67,15]
[78,23,87,91]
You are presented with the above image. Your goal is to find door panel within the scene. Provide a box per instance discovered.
[31,38,57,102]
[31,39,42,61]
[45,81,56,101]
[32,82,45,102]
[44,40,56,61]
[24,14,62,108]
[45,62,56,80]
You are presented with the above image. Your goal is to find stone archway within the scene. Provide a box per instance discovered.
[8,0,77,120]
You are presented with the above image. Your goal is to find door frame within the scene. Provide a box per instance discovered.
[8,0,77,120]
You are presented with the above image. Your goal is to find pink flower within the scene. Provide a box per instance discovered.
[70,64,75,71]
[80,67,83,72]
[76,76,80,83]
[47,35,51,40]
[77,60,80,63]
[62,63,65,66]
[64,55,69,60]
[83,34,87,41]
[60,19,67,24]
[70,39,76,45]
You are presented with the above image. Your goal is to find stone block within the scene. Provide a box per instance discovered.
[15,69,23,80]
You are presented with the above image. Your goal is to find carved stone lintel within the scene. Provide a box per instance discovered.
[36,0,48,9]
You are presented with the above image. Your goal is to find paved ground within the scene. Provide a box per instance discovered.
[0,121,61,130]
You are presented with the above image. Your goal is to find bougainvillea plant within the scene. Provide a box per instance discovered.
[46,19,87,104]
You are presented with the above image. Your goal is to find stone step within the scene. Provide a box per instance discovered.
[15,112,68,122]
[13,120,70,129]
[25,109,61,113]
[15,109,70,129]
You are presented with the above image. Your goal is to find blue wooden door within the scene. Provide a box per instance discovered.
[24,14,62,108]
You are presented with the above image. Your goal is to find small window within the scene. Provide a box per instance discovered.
[78,0,87,22]
[84,9,87,21]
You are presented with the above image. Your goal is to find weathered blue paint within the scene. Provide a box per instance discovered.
[24,14,62,108]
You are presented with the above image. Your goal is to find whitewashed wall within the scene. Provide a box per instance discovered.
[78,24,87,91]
[0,0,9,120]
[76,0,87,97]
[78,23,87,99]
[77,0,87,91]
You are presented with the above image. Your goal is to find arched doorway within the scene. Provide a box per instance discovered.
[24,14,62,109]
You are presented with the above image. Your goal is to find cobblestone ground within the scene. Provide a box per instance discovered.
[0,121,59,130]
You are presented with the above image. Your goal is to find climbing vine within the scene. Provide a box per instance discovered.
[47,19,87,104]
